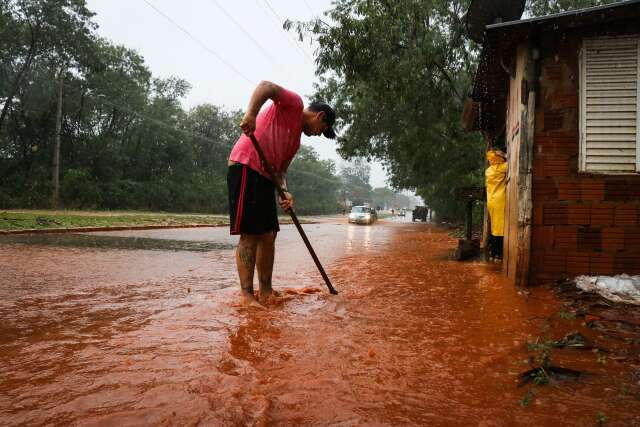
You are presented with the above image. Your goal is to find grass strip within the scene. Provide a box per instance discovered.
[0,210,228,231]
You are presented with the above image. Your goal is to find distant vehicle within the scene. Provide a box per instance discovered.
[398,208,406,217]
[348,206,377,225]
[412,206,428,222]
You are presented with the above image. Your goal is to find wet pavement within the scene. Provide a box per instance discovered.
[1,216,639,426]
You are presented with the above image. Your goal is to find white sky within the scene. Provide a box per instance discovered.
[85,0,390,188]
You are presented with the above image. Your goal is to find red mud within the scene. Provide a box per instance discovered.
[1,219,639,426]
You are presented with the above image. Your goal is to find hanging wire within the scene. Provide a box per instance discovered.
[259,0,316,64]
[209,0,290,77]
[142,0,256,86]
[302,0,316,16]
[12,81,342,185]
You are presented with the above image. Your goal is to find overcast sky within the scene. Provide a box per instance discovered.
[84,0,390,188]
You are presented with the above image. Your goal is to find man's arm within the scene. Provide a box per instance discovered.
[239,81,281,136]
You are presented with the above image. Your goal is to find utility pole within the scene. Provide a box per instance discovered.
[51,70,63,209]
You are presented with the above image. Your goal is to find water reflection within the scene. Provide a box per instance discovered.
[1,221,638,425]
[0,233,234,252]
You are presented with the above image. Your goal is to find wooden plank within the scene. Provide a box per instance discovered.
[587,97,636,105]
[586,119,636,127]
[586,55,637,62]
[581,40,587,171]
[586,61,638,69]
[585,82,637,90]
[516,44,535,287]
[586,127,636,134]
[585,141,637,149]
[587,43,637,50]
[586,148,636,156]
[585,163,636,172]
[587,39,638,48]
[586,156,636,164]
[587,111,637,119]
[587,104,637,112]
[586,133,637,141]
[637,38,640,172]
[585,90,637,98]
[587,75,638,83]
[586,70,637,77]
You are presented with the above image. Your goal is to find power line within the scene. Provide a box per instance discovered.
[259,0,315,65]
[31,82,342,185]
[209,0,288,75]
[8,82,344,186]
[141,0,256,86]
[67,88,342,184]
[302,0,316,16]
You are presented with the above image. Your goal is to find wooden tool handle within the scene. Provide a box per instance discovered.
[248,134,338,295]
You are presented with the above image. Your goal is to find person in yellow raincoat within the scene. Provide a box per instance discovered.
[486,150,507,260]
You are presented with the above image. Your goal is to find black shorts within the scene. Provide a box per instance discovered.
[227,164,280,235]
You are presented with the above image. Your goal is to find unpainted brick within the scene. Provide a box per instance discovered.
[614,204,638,226]
[533,179,558,200]
[558,180,581,201]
[544,203,568,225]
[614,254,640,275]
[602,227,626,252]
[590,203,614,226]
[605,180,632,201]
[580,180,605,201]
[590,253,615,275]
[578,228,602,251]
[624,228,640,251]
[567,251,589,275]
[543,252,567,273]
[568,204,590,225]
[555,226,577,250]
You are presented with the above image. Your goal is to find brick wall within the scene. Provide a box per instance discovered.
[530,38,640,285]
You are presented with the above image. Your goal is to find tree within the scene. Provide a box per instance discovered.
[0,0,95,133]
[525,0,617,16]
[288,0,617,220]
[288,145,341,214]
[339,159,372,206]
[0,1,345,214]
[287,0,483,220]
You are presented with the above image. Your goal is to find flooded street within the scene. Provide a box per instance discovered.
[1,218,639,426]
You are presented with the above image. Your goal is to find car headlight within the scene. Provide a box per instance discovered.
[349,213,356,219]
[363,214,371,220]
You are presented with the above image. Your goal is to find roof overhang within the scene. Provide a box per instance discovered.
[466,0,640,136]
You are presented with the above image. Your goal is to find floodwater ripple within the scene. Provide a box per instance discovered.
[1,221,639,426]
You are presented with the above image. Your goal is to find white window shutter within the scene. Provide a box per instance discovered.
[580,36,639,173]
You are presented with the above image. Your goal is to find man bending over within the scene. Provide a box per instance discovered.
[227,81,336,307]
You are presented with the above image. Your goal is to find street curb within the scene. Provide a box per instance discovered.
[0,218,321,235]
[0,223,229,235]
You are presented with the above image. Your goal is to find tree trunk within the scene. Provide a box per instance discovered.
[51,72,63,209]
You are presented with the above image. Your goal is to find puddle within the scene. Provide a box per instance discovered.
[0,233,235,252]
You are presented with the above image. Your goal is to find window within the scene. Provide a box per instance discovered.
[580,36,640,173]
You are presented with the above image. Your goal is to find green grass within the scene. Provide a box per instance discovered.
[0,210,229,231]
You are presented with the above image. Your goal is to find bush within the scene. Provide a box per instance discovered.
[0,189,15,208]
[61,169,102,209]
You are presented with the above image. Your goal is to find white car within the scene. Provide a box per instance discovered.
[348,206,377,225]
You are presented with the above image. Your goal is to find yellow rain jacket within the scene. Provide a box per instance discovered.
[485,151,507,237]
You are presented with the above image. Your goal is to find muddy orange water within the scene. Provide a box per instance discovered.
[1,217,639,426]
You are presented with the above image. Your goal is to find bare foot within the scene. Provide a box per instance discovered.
[241,292,265,310]
[259,288,280,304]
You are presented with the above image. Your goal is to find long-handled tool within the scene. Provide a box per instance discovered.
[248,134,338,295]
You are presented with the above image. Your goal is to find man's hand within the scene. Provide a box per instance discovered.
[240,113,257,136]
[278,191,294,212]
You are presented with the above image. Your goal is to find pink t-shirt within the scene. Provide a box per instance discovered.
[229,88,303,179]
